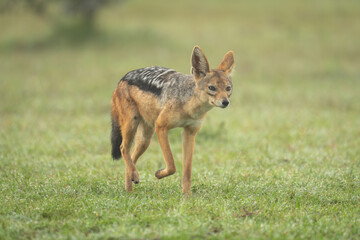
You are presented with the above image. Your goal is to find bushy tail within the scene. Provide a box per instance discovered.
[111,117,122,160]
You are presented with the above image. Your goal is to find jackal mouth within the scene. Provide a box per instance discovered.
[210,101,222,108]
[211,101,229,108]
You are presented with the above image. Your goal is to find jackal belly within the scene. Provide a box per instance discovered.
[128,88,202,129]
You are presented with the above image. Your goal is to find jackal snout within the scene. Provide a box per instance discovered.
[217,98,230,108]
[211,94,231,108]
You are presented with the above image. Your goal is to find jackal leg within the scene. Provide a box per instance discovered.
[182,126,199,195]
[155,125,176,179]
[120,120,139,191]
[131,121,155,165]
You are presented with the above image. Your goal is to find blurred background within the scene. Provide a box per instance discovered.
[1,1,360,238]
[0,0,359,166]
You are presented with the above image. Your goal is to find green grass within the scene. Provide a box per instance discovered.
[1,0,360,239]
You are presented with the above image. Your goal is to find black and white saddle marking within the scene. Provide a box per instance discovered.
[120,66,177,96]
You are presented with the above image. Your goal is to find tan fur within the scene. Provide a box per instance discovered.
[111,46,235,194]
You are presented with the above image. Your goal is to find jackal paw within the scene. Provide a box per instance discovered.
[155,169,164,179]
[132,170,139,184]
[155,167,176,179]
[127,169,139,184]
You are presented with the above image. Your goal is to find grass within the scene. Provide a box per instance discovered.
[0,0,360,239]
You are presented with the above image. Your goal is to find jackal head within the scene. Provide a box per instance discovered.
[191,46,235,108]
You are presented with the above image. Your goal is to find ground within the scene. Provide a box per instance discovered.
[0,0,359,239]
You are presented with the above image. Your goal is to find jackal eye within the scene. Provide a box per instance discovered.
[208,86,216,91]
[226,86,232,91]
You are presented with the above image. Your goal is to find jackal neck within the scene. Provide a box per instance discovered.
[184,81,213,119]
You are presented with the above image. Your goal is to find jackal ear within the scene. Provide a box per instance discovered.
[191,46,210,79]
[217,51,235,76]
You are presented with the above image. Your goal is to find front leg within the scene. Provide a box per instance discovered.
[182,126,199,195]
[155,124,176,179]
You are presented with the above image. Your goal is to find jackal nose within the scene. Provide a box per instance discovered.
[222,99,229,107]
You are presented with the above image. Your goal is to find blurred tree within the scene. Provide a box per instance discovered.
[64,0,109,28]
[0,0,120,29]
[0,0,47,15]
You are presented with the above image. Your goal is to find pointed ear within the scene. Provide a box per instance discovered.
[191,46,210,79]
[217,51,235,76]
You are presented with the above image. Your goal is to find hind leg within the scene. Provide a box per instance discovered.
[120,119,140,191]
[113,83,141,191]
[131,121,155,165]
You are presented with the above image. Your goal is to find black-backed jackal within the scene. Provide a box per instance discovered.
[111,46,235,194]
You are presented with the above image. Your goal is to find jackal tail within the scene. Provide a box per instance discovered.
[111,116,122,160]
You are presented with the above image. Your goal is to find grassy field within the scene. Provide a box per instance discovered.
[1,0,360,239]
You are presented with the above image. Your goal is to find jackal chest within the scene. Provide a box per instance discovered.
[172,118,203,129]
